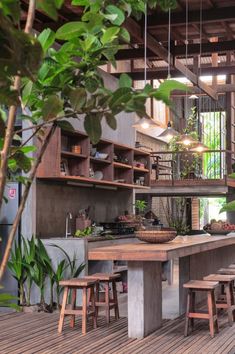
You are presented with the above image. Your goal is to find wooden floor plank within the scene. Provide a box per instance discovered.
[0,311,235,354]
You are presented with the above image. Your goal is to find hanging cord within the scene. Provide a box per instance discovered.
[167,8,171,79]
[198,0,202,123]
[185,0,189,120]
[144,2,147,85]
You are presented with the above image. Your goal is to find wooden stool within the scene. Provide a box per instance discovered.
[183,280,219,338]
[203,274,235,326]
[87,273,120,323]
[58,278,98,335]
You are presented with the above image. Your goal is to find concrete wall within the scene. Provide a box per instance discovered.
[36,181,133,238]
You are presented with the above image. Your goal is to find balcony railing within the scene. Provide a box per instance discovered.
[150,150,234,186]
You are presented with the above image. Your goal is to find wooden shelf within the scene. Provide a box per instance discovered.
[38,176,150,190]
[61,151,87,159]
[90,157,111,164]
[133,166,149,173]
[113,265,128,273]
[113,162,132,169]
[37,127,151,189]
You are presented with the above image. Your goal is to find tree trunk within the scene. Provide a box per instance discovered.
[0,0,36,213]
[0,124,57,281]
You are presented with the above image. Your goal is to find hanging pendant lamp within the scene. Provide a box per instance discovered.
[176,133,197,146]
[132,4,159,130]
[158,121,179,139]
[157,8,178,139]
[189,94,199,99]
[190,141,209,152]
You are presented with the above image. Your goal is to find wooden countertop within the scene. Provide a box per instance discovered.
[88,234,235,261]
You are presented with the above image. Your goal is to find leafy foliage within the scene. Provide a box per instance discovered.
[7,235,85,310]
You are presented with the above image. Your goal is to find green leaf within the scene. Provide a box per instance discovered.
[220,200,235,213]
[119,73,132,88]
[0,113,5,137]
[119,28,130,43]
[38,28,55,53]
[19,146,37,154]
[55,22,85,40]
[56,120,75,132]
[41,95,63,121]
[84,114,101,144]
[106,5,125,26]
[37,0,59,21]
[85,77,99,93]
[105,113,117,130]
[72,0,89,5]
[69,88,87,111]
[21,81,33,107]
[13,152,32,173]
[101,27,120,45]
[0,0,21,24]
[151,79,187,105]
[109,87,132,108]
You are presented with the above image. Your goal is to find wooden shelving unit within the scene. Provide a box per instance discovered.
[37,128,151,189]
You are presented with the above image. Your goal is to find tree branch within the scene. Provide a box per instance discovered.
[0,123,57,281]
[0,0,36,213]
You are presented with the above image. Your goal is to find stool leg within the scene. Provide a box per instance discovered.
[105,282,110,324]
[190,291,195,330]
[225,283,233,326]
[212,290,219,334]
[207,290,216,338]
[112,281,119,320]
[69,289,76,328]
[90,286,97,329]
[58,286,69,333]
[184,289,191,337]
[230,282,235,322]
[95,282,99,319]
[82,287,87,335]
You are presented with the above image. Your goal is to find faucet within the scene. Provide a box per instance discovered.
[65,212,73,238]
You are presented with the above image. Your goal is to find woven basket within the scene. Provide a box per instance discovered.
[135,230,177,244]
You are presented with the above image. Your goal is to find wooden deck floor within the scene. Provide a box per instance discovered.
[0,311,235,354]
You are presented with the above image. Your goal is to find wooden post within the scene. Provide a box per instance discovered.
[128,261,162,338]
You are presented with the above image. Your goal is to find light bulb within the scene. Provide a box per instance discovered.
[183,139,191,146]
[141,122,150,129]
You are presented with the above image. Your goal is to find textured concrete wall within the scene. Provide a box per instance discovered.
[36,181,133,238]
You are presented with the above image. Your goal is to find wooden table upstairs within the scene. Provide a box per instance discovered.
[89,234,235,339]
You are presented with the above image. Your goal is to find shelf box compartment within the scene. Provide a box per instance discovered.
[114,168,133,185]
[133,170,150,187]
[114,144,133,166]
[90,161,113,181]
[61,131,89,156]
[64,157,89,178]
[91,141,113,160]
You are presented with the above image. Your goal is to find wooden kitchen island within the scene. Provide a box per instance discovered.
[88,234,235,339]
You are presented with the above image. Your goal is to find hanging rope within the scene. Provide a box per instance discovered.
[167,8,171,79]
[144,2,147,85]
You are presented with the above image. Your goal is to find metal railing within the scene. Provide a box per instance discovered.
[151,150,234,184]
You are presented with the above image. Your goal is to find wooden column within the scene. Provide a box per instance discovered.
[128,261,162,338]
[191,197,200,230]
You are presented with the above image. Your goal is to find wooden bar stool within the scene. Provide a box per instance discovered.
[203,274,235,326]
[58,278,98,335]
[87,273,120,323]
[183,280,219,338]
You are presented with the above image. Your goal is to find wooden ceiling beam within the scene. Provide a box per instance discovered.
[125,18,217,99]
[115,40,235,61]
[113,65,235,81]
[147,6,235,28]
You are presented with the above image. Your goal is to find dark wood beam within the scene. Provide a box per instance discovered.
[147,6,235,28]
[113,65,235,81]
[172,84,235,96]
[115,40,235,61]
[125,18,217,100]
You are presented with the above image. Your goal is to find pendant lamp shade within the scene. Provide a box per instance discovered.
[158,121,179,139]
[132,117,159,129]
[176,133,197,146]
[190,141,209,152]
[189,94,199,99]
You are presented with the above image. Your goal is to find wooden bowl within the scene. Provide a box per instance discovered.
[135,230,177,244]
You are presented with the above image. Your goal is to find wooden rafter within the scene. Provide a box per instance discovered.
[125,17,218,100]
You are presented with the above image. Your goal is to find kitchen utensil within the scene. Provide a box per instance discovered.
[95,152,108,159]
[135,230,177,243]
